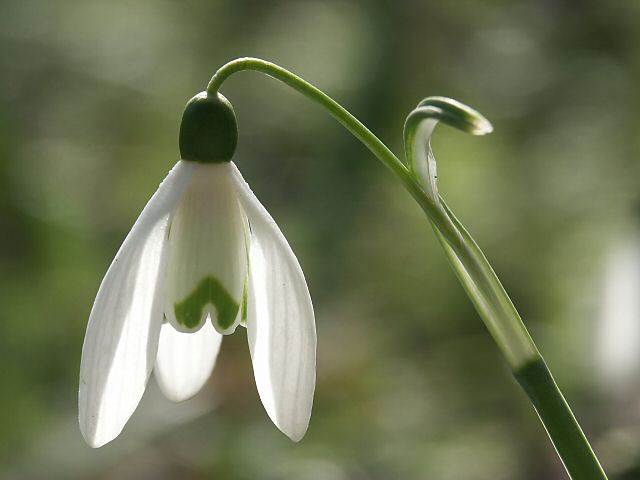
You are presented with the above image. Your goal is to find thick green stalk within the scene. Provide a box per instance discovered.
[515,358,608,480]
[206,57,608,479]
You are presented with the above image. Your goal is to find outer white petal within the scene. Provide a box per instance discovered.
[154,319,222,402]
[79,161,195,448]
[229,162,316,442]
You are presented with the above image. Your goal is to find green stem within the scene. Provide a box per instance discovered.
[207,58,458,242]
[515,358,608,480]
[207,57,607,480]
[207,58,406,180]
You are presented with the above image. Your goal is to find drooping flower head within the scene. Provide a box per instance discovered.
[79,91,316,447]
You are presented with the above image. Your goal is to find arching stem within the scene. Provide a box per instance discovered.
[207,58,459,246]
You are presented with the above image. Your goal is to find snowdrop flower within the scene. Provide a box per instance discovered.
[79,92,316,448]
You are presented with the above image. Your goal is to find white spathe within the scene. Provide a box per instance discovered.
[411,118,439,203]
[79,161,316,448]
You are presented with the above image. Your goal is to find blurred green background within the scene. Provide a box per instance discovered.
[2,0,640,478]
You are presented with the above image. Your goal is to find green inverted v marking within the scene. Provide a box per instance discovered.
[174,276,240,330]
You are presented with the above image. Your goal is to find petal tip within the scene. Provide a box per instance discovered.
[79,421,117,449]
[286,428,307,443]
[155,378,201,403]
[157,388,193,403]
[275,416,311,443]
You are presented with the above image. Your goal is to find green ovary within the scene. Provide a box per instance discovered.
[174,276,240,330]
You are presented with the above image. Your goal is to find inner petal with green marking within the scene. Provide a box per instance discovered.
[164,162,248,334]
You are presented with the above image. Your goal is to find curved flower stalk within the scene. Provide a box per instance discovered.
[79,92,315,447]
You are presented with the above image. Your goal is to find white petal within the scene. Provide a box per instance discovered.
[79,161,195,448]
[154,320,222,402]
[164,163,248,334]
[229,163,316,442]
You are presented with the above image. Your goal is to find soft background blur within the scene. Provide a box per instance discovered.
[1,1,640,479]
